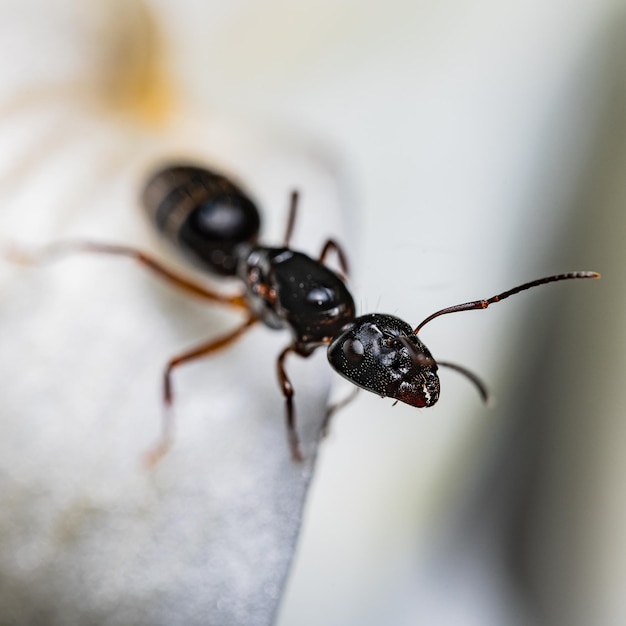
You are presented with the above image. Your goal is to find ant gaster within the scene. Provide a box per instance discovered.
[5,165,600,463]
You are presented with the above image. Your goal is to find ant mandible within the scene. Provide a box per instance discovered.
[5,165,600,463]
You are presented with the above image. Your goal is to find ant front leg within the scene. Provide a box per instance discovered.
[144,316,258,467]
[276,344,306,462]
[2,240,248,308]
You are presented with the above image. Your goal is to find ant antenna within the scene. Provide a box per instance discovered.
[437,361,490,404]
[413,271,600,335]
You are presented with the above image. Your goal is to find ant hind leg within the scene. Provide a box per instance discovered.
[2,240,248,308]
[143,316,258,467]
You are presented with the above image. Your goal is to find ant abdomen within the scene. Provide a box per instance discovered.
[142,165,261,276]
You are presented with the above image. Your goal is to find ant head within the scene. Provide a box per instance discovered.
[327,313,440,408]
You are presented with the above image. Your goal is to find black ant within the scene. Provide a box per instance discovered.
[4,164,600,463]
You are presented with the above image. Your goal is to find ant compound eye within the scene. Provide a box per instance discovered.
[342,338,364,364]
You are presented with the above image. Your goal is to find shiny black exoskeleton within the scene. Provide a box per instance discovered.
[240,247,355,350]
[327,314,440,409]
[5,163,599,463]
[143,165,261,276]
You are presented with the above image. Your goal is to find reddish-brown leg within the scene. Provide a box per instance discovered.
[281,191,350,280]
[143,316,258,466]
[321,386,359,437]
[276,344,304,462]
[283,191,299,247]
[319,239,350,278]
[3,240,248,308]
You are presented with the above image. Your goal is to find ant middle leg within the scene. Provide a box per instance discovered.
[282,191,299,247]
[280,190,350,279]
[144,315,258,466]
[319,239,350,278]
[2,240,248,308]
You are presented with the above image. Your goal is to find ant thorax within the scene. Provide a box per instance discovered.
[238,246,355,349]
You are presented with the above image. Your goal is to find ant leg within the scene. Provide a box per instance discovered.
[2,240,248,308]
[321,386,359,437]
[414,271,600,334]
[319,239,350,278]
[280,191,350,278]
[436,361,491,404]
[276,344,304,462]
[143,316,258,466]
[282,191,299,247]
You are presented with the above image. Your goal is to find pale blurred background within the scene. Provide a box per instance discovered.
[0,1,624,625]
